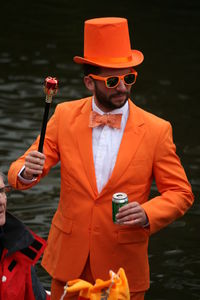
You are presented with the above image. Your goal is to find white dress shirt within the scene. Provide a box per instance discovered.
[92,98,129,193]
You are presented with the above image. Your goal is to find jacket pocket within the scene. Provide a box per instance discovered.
[118,228,149,244]
[52,210,73,234]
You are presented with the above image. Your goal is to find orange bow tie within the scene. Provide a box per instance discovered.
[89,111,122,129]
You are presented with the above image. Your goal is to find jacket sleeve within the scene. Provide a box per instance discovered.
[8,104,60,190]
[142,121,194,234]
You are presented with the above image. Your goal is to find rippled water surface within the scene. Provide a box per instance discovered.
[1,0,200,298]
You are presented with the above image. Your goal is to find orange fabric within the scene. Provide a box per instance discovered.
[8,97,194,292]
[73,17,144,68]
[54,267,131,300]
[65,279,92,299]
[51,278,77,300]
[130,291,145,300]
[89,111,122,129]
[88,268,130,299]
[51,257,94,300]
[51,279,144,300]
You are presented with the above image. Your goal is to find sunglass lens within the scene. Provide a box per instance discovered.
[106,77,119,88]
[124,74,136,85]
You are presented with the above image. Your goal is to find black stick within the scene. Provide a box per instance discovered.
[38,101,51,153]
[37,76,58,153]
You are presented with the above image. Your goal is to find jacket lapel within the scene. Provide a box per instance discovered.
[99,100,146,197]
[75,97,98,197]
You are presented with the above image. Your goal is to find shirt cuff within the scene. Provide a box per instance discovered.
[143,221,150,228]
[18,166,37,184]
[142,213,150,228]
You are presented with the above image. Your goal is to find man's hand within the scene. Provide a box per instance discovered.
[116,202,148,227]
[22,151,46,180]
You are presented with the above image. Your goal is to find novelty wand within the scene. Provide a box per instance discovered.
[38,76,58,153]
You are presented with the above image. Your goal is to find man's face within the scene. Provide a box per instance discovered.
[0,177,7,226]
[87,67,134,112]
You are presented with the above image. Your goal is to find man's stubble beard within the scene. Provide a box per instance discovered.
[94,82,130,111]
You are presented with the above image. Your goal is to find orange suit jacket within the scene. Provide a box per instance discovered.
[8,97,194,292]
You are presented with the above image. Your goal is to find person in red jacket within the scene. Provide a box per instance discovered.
[0,171,50,300]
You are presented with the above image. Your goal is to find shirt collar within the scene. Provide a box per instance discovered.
[92,97,129,117]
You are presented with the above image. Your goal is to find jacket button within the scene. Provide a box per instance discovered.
[2,275,7,282]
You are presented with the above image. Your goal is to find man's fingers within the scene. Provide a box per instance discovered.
[118,202,139,212]
[25,150,45,166]
[22,151,46,179]
[117,203,140,218]
[116,201,148,226]
[26,150,45,160]
[25,168,43,175]
[25,156,45,166]
[25,162,44,171]
[117,211,142,222]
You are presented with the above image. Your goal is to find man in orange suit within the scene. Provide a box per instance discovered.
[8,17,194,300]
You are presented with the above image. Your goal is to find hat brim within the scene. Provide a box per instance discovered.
[73,50,144,68]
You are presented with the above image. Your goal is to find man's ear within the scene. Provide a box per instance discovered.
[84,76,95,92]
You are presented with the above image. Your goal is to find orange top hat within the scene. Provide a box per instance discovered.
[73,17,144,68]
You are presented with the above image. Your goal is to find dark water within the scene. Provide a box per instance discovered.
[0,0,200,298]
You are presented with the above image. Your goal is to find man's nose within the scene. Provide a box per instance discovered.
[116,79,127,91]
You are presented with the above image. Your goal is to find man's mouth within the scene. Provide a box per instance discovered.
[112,92,127,99]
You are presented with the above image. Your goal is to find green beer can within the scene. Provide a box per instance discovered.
[112,192,128,224]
